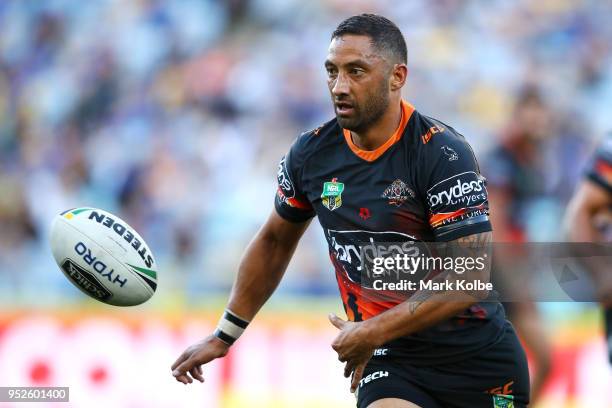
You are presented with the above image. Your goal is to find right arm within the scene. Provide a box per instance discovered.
[227,210,312,320]
[172,132,316,384]
[171,210,310,384]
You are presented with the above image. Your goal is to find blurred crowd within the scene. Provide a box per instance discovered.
[1,0,611,306]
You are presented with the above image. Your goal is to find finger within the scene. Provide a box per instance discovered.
[344,360,354,378]
[171,351,189,371]
[328,313,346,330]
[173,357,195,378]
[350,364,366,393]
[175,373,193,385]
[196,365,203,376]
[189,366,204,383]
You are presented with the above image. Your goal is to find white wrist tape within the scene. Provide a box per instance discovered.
[214,309,250,346]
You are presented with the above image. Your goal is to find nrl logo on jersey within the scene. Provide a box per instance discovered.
[382,179,414,207]
[492,394,514,408]
[321,178,344,211]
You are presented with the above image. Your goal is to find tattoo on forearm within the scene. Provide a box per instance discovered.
[408,290,434,314]
[407,231,493,311]
[456,230,492,248]
[445,231,492,299]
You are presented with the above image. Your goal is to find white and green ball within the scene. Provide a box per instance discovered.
[50,207,158,306]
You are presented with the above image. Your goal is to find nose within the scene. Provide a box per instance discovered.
[331,73,349,98]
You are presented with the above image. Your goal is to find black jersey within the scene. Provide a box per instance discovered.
[275,100,505,364]
[586,134,612,193]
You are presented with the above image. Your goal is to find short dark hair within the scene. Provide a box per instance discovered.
[331,14,407,64]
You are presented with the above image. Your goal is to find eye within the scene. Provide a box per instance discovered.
[350,67,364,76]
[326,67,337,77]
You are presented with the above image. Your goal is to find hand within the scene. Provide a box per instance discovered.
[171,335,230,384]
[328,313,376,393]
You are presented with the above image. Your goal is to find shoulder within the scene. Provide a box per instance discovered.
[410,111,477,162]
[288,117,341,164]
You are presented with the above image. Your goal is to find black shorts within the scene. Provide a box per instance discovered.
[356,322,530,408]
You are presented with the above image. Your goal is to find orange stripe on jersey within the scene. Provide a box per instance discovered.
[596,159,612,185]
[430,208,469,228]
[277,187,312,210]
[343,99,415,162]
[332,255,406,321]
[429,204,486,228]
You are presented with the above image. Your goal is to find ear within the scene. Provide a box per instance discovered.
[389,64,408,92]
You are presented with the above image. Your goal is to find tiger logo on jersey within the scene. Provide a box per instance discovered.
[382,179,414,207]
[321,178,344,211]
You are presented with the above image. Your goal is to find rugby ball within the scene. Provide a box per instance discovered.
[50,207,158,306]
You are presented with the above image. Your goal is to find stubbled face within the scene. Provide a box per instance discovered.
[325,35,392,132]
[515,99,552,140]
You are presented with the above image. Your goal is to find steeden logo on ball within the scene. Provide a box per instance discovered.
[50,207,158,306]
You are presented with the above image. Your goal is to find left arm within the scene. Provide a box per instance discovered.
[564,180,611,242]
[362,230,491,344]
[330,231,492,391]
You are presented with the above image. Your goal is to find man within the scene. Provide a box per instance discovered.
[564,134,612,363]
[172,14,530,407]
[483,86,556,403]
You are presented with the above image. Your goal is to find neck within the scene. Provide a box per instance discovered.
[350,98,403,151]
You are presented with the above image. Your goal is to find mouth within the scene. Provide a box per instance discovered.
[335,101,354,116]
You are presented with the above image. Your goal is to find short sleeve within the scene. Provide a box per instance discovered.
[274,143,316,223]
[585,136,612,194]
[419,134,492,241]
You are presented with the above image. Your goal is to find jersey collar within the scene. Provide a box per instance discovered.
[342,99,415,162]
